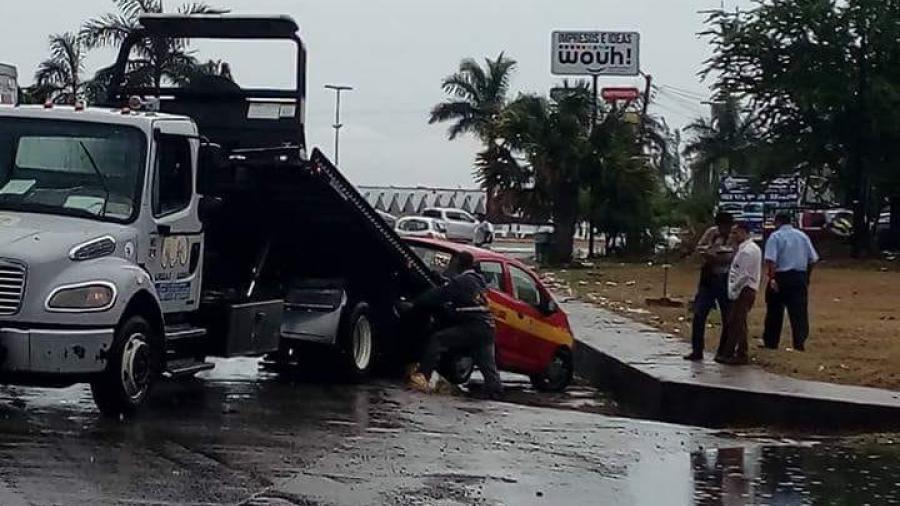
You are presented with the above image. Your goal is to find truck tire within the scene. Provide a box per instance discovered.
[90,315,156,417]
[338,302,376,380]
[529,348,573,393]
[439,353,474,385]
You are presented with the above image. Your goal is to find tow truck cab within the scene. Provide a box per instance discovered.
[0,15,438,416]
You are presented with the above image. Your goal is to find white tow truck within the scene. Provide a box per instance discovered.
[0,15,439,416]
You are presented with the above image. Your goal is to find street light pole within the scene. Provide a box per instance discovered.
[324,84,353,165]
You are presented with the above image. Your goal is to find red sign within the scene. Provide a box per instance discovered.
[601,87,641,102]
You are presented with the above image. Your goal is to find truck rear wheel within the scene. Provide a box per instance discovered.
[339,302,375,380]
[91,315,156,417]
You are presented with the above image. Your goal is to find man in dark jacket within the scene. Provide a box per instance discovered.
[407,251,503,399]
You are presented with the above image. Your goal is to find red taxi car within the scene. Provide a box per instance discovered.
[405,238,575,391]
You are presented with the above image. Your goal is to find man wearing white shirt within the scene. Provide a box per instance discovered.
[717,222,763,365]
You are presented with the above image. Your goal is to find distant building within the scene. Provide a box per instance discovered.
[0,63,17,105]
[359,186,486,217]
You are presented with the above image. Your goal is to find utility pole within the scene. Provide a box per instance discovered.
[640,73,653,141]
[324,84,353,165]
[588,74,599,259]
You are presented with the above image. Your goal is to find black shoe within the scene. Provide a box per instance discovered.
[794,344,805,352]
[683,353,704,361]
[716,355,749,365]
[470,389,503,401]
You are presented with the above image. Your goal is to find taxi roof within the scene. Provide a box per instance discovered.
[403,237,536,272]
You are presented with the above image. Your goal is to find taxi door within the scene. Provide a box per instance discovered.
[505,264,559,374]
[477,260,522,369]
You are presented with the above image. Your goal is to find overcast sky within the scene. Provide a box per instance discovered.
[1,0,752,188]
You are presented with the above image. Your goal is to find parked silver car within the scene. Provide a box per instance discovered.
[422,207,477,243]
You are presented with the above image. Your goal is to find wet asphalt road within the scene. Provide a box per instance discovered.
[0,359,899,506]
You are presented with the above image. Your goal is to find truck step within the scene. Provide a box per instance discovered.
[162,359,215,379]
[165,325,207,342]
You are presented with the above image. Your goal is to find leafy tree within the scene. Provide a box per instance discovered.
[644,114,685,192]
[33,33,90,104]
[702,0,900,255]
[429,53,517,217]
[502,87,593,263]
[584,112,660,255]
[683,95,756,195]
[81,0,228,92]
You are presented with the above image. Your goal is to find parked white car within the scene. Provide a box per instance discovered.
[377,210,397,228]
[422,207,478,243]
[395,216,448,240]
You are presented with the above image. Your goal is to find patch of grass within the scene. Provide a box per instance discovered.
[545,260,900,391]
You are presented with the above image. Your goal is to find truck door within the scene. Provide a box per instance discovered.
[146,125,203,315]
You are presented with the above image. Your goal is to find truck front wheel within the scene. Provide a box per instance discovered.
[91,315,156,417]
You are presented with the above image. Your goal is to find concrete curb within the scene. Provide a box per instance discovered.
[566,301,900,430]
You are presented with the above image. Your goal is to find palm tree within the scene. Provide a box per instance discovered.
[683,95,755,195]
[429,53,517,217]
[502,87,594,263]
[33,32,89,104]
[81,0,228,91]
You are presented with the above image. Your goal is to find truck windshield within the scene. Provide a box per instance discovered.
[0,118,146,222]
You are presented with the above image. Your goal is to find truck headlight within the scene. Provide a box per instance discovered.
[46,283,116,312]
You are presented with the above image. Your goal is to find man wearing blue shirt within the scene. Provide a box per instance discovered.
[762,213,820,351]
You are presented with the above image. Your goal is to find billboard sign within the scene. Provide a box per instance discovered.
[718,175,800,206]
[551,31,640,76]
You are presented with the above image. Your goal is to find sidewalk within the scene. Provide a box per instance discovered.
[564,300,900,430]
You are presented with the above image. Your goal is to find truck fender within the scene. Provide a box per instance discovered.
[116,266,165,358]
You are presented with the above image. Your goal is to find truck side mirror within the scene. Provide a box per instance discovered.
[198,142,226,195]
[198,195,224,223]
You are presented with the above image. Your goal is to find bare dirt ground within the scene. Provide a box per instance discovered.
[549,259,900,391]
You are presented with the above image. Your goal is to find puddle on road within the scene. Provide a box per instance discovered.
[626,442,900,506]
[2,359,900,506]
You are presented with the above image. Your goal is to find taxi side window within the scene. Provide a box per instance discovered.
[509,265,541,307]
[478,261,504,291]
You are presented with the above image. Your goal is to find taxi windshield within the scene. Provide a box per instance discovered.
[0,118,147,223]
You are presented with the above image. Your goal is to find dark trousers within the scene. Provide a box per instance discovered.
[762,270,809,349]
[691,274,730,355]
[420,323,503,395]
[718,288,757,360]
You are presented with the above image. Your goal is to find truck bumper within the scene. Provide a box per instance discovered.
[0,327,114,375]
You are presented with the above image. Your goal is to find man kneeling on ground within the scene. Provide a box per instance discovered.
[407,251,503,399]
[717,221,762,365]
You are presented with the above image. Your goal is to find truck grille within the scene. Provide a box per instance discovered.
[0,260,26,316]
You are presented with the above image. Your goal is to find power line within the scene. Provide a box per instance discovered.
[655,94,706,117]
[663,83,711,97]
[655,84,709,101]
[656,91,705,112]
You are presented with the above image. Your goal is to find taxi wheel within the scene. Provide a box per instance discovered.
[530,349,573,393]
